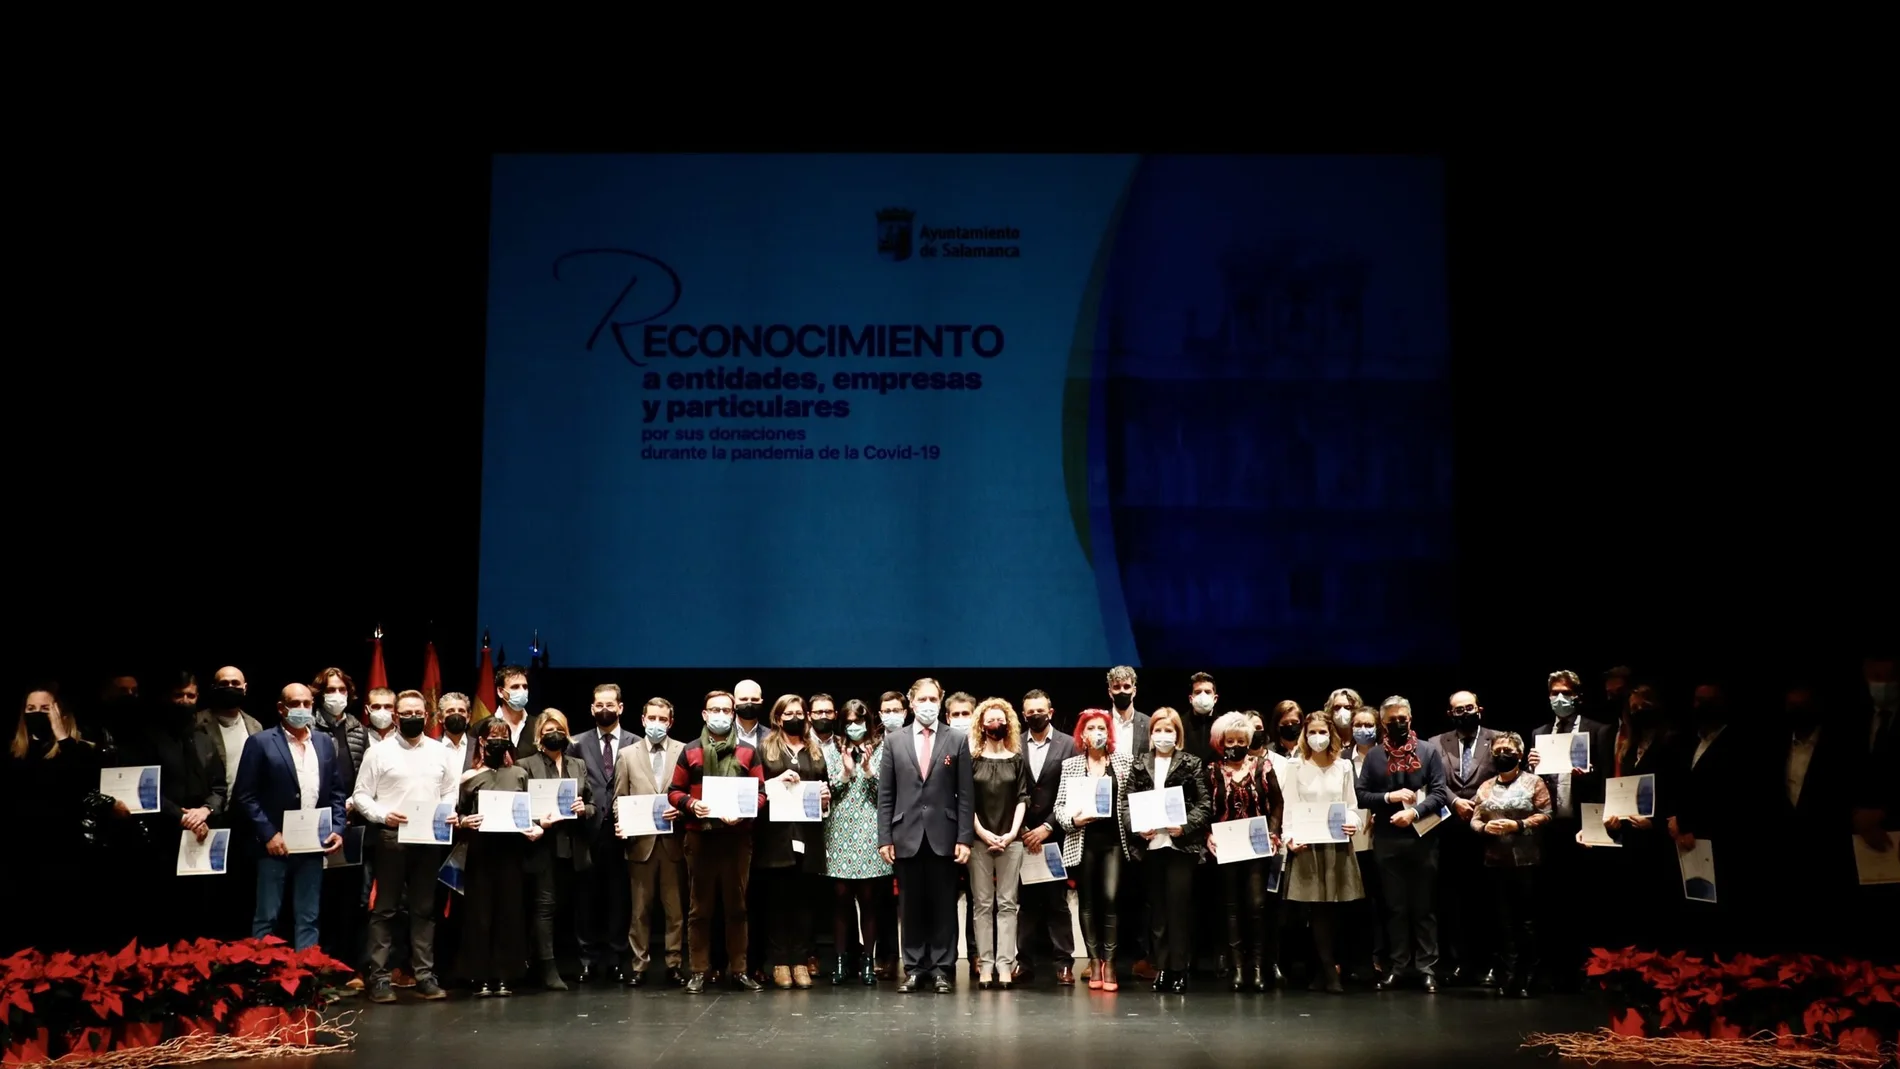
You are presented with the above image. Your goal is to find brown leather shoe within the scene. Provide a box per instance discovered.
[392,967,417,988]
[792,965,813,989]
[772,966,793,989]
[1057,964,1076,986]
[1131,959,1157,981]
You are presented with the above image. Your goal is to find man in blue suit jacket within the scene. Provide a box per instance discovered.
[570,683,640,983]
[876,680,975,992]
[232,683,348,950]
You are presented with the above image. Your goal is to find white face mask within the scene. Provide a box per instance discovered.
[912,702,940,728]
[368,710,394,731]
[1151,732,1176,753]
[322,693,348,716]
[1190,694,1215,714]
[947,717,972,736]
[1307,733,1331,752]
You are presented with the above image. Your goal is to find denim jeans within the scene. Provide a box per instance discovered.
[254,854,326,950]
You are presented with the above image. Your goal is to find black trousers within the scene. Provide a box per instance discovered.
[876,876,900,967]
[318,861,368,972]
[1076,835,1122,962]
[1486,864,1539,984]
[1372,833,1439,979]
[576,836,629,968]
[1437,825,1489,976]
[1221,855,1279,968]
[896,848,959,975]
[1017,872,1075,966]
[758,867,817,967]
[368,844,441,982]
[531,856,580,963]
[1537,823,1590,987]
[1345,851,1385,975]
[1144,848,1196,972]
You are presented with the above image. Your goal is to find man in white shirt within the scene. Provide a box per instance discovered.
[197,667,263,805]
[351,690,456,1002]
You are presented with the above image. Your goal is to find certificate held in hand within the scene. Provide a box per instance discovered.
[282,808,332,854]
[177,828,230,876]
[399,797,456,846]
[1285,802,1351,844]
[1020,842,1068,884]
[1066,777,1112,821]
[616,795,673,837]
[1128,786,1186,833]
[1542,731,1591,772]
[101,766,161,814]
[701,776,759,821]
[1210,817,1276,863]
[528,779,578,822]
[478,790,533,832]
[766,779,825,822]
[1602,774,1656,819]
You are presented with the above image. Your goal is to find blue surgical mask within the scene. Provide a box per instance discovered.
[506,689,531,711]
[912,703,939,728]
[285,708,316,730]
[705,712,733,735]
[1352,726,1377,746]
[846,722,868,742]
[880,712,906,733]
[645,723,669,744]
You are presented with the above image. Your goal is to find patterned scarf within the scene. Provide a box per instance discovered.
[702,728,740,780]
[1382,735,1422,775]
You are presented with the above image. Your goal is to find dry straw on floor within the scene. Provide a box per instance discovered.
[1523,1027,1896,1068]
[8,1012,357,1069]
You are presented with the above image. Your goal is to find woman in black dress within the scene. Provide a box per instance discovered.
[457,717,541,996]
[756,694,830,989]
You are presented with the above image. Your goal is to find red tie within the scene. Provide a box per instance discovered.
[918,727,932,779]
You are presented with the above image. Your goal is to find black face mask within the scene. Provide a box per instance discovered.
[1249,729,1269,751]
[1455,713,1481,734]
[484,740,512,767]
[1492,753,1520,773]
[206,686,245,712]
[1221,744,1248,762]
[1277,723,1301,742]
[983,723,1008,740]
[811,718,835,737]
[541,732,568,752]
[1024,714,1051,732]
[1110,692,1134,711]
[593,710,619,728]
[782,718,807,738]
[398,716,426,740]
[443,714,468,736]
[23,712,52,742]
[736,702,763,720]
[1386,723,1411,745]
[1629,705,1655,725]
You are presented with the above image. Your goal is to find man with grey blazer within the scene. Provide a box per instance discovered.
[1431,690,1500,986]
[876,680,975,993]
[613,697,687,987]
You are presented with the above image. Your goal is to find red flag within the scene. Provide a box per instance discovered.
[368,625,389,692]
[473,631,497,722]
[421,640,443,739]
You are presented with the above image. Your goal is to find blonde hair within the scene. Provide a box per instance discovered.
[1298,712,1342,759]
[1324,688,1364,713]
[533,708,570,738]
[1148,707,1186,746]
[763,693,806,763]
[11,689,85,760]
[1209,711,1254,755]
[974,697,1021,754]
[908,678,943,703]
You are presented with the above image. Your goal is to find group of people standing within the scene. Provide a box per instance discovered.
[9,656,1896,1001]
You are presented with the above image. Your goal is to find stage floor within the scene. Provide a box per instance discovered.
[243,979,1606,1069]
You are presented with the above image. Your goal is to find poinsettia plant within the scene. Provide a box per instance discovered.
[1587,946,1900,1057]
[0,937,351,1050]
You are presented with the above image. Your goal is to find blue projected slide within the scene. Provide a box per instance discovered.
[479,155,1453,667]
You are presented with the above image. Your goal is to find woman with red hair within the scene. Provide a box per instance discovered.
[1052,709,1135,991]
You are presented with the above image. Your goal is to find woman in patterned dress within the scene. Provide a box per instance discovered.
[824,698,891,985]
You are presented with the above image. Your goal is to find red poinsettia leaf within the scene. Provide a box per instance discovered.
[1610,1009,1647,1037]
[280,975,301,996]
[1837,1026,1883,1053]
[3,988,32,1015]
[211,1000,230,1023]
[172,978,195,995]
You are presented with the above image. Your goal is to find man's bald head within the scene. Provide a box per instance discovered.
[215,666,247,693]
[280,683,313,708]
[734,679,763,703]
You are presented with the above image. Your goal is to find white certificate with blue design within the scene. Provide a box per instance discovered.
[478,790,533,832]
[1286,801,1351,845]
[1065,776,1113,821]
[616,795,673,837]
[176,828,230,875]
[100,765,161,814]
[1020,842,1068,884]
[528,778,578,822]
[283,807,332,853]
[1603,774,1656,819]
[399,795,456,845]
[766,778,825,822]
[1210,817,1276,864]
[1128,786,1185,833]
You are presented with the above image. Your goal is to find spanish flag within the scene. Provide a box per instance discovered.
[421,639,443,738]
[472,631,497,724]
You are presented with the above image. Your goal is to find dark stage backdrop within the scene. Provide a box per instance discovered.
[17,150,1891,722]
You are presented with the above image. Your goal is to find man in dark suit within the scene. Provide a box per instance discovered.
[1015,689,1078,985]
[1355,695,1451,993]
[1431,690,1499,987]
[1528,669,1617,990]
[570,682,638,983]
[1104,666,1152,978]
[1669,681,1762,954]
[195,673,264,940]
[231,683,348,950]
[877,679,974,993]
[121,678,229,947]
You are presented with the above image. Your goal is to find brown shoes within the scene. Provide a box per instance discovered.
[791,965,813,989]
[772,966,793,989]
[1057,964,1076,986]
